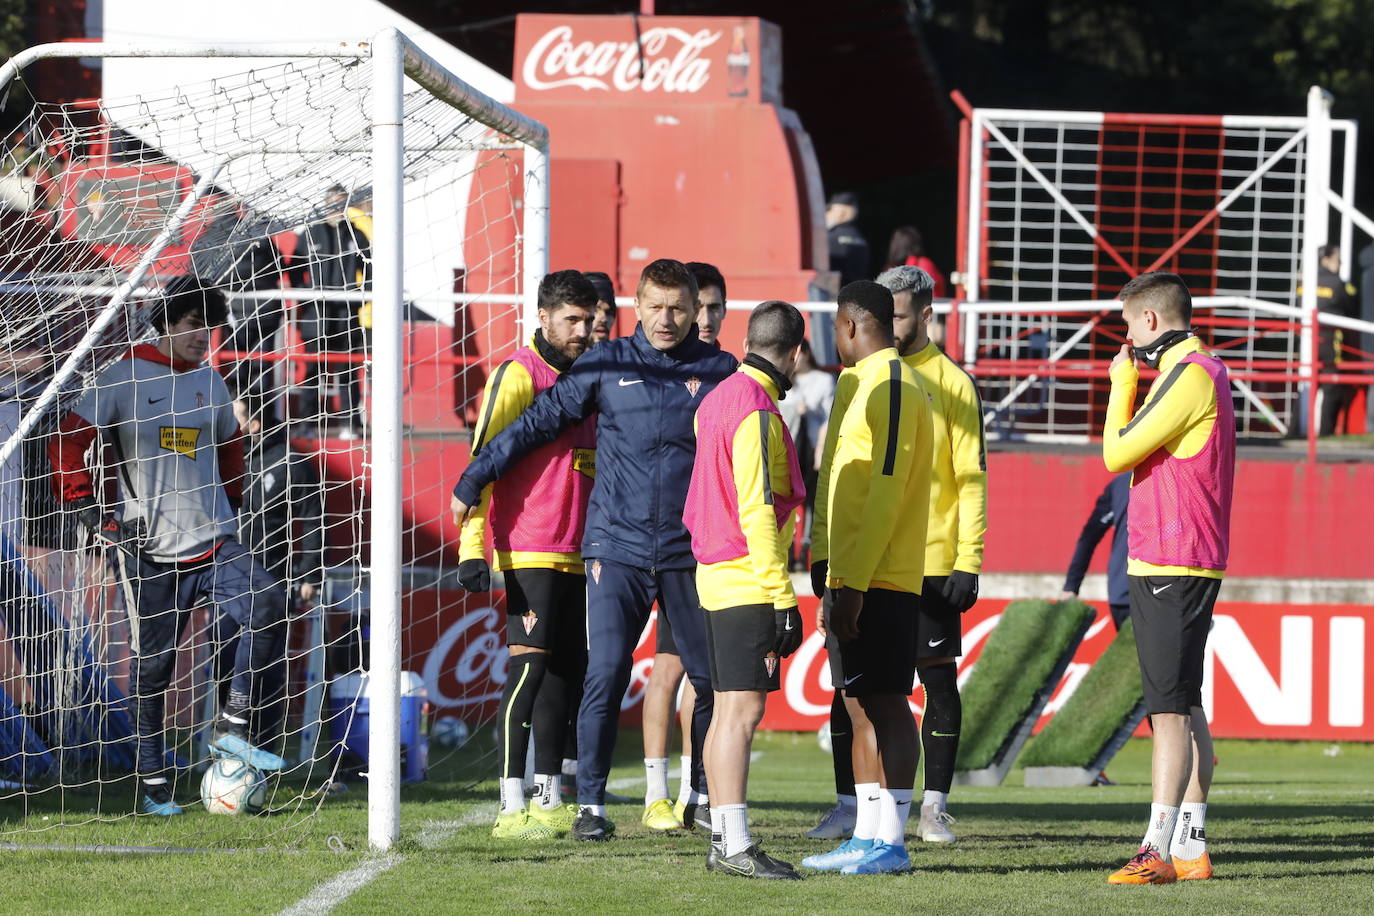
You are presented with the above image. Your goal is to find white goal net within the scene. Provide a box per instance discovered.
[0,33,543,849]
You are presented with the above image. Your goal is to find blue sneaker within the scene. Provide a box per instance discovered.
[801,836,876,871]
[210,720,285,771]
[141,784,184,816]
[840,841,911,875]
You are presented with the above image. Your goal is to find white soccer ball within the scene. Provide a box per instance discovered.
[201,758,269,815]
[431,716,470,749]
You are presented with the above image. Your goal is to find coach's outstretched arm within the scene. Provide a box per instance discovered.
[452,351,602,515]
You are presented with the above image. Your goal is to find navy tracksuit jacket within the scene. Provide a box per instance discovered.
[456,325,737,804]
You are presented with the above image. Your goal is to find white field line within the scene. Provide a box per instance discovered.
[279,750,766,914]
[276,806,495,916]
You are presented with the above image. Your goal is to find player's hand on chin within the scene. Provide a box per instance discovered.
[828,587,864,642]
[1109,343,1134,373]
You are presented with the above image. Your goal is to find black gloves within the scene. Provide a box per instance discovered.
[941,570,980,613]
[71,496,102,534]
[72,497,145,555]
[457,558,491,593]
[773,606,803,658]
[810,559,828,598]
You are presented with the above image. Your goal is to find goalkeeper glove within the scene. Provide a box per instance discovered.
[941,570,980,613]
[457,558,491,593]
[70,496,103,534]
[809,559,828,599]
[772,606,803,658]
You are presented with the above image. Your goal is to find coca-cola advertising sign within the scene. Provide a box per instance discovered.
[406,590,1374,742]
[514,14,781,104]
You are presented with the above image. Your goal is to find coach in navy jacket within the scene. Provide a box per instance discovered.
[452,259,737,839]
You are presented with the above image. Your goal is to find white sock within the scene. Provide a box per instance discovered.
[499,777,525,815]
[1171,802,1208,859]
[853,782,881,840]
[644,757,670,805]
[561,758,578,778]
[1142,803,1180,855]
[837,793,858,813]
[580,803,607,818]
[876,788,913,846]
[709,805,725,849]
[720,803,752,857]
[533,773,561,810]
[695,792,708,812]
[922,789,949,811]
[676,755,694,803]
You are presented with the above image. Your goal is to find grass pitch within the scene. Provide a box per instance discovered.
[2,732,1372,914]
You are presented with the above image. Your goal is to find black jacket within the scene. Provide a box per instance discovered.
[455,325,738,571]
[1063,473,1130,608]
[827,220,871,287]
[292,219,371,300]
[238,429,326,589]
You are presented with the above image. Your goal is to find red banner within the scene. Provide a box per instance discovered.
[405,590,1374,741]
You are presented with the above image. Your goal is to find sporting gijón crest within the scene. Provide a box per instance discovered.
[522,610,538,635]
[685,377,701,398]
[590,560,602,584]
[764,653,778,677]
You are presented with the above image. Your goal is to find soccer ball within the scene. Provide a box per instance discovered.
[816,721,832,753]
[201,758,269,815]
[431,716,470,749]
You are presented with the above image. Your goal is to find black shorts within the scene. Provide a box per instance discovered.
[505,568,587,652]
[1128,574,1221,715]
[704,604,780,693]
[824,587,918,697]
[655,601,679,656]
[914,577,963,659]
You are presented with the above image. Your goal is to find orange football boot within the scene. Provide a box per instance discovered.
[1108,847,1179,885]
[1172,851,1213,880]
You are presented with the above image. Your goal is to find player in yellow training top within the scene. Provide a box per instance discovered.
[683,300,808,879]
[1102,271,1234,885]
[802,280,932,876]
[456,271,598,841]
[810,266,987,844]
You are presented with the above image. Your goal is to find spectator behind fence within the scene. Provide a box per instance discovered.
[777,339,834,568]
[825,192,870,288]
[885,225,948,299]
[1298,244,1358,435]
[290,184,371,439]
[190,191,286,399]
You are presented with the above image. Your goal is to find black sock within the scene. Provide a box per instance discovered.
[830,692,855,796]
[918,662,961,795]
[532,659,572,777]
[496,653,547,780]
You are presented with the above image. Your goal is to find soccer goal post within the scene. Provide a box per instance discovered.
[0,29,547,852]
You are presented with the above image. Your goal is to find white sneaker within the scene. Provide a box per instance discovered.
[918,804,957,843]
[805,803,857,839]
